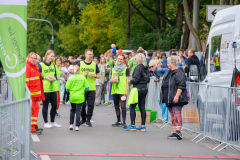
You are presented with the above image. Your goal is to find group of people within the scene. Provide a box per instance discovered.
[26,44,198,140]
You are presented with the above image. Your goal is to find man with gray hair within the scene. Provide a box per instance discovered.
[149,60,169,82]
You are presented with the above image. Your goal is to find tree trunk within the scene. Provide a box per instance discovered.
[127,1,131,48]
[234,0,238,4]
[192,0,200,50]
[220,0,226,5]
[153,0,160,50]
[183,0,202,51]
[175,4,184,49]
[212,0,216,4]
[160,0,166,29]
[230,0,234,4]
[182,0,193,49]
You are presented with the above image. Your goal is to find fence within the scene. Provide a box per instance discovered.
[146,77,240,152]
[0,76,32,160]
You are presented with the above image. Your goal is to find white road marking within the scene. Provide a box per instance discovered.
[40,155,51,160]
[31,135,40,142]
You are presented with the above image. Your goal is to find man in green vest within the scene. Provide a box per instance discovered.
[80,49,100,127]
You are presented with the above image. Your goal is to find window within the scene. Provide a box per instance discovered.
[210,35,221,72]
[199,45,209,81]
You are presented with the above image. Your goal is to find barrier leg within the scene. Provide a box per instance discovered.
[218,144,228,152]
[182,128,192,135]
[191,133,202,141]
[196,136,206,143]
[30,150,38,158]
[230,146,240,152]
[213,143,223,150]
[206,137,217,144]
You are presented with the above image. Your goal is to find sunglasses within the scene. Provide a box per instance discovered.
[149,66,154,69]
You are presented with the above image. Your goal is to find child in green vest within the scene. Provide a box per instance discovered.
[66,65,89,131]
[110,54,130,128]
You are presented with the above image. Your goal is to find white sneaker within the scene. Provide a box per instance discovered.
[75,126,79,131]
[51,122,61,128]
[44,123,52,128]
[69,124,73,130]
[66,101,70,105]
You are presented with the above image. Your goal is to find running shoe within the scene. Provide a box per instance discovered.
[69,124,73,130]
[122,123,127,128]
[65,101,70,105]
[59,101,63,105]
[136,125,146,132]
[35,125,43,131]
[112,121,122,127]
[44,123,52,128]
[85,121,92,127]
[173,130,182,140]
[167,132,177,139]
[75,126,79,131]
[51,122,61,128]
[80,120,86,125]
[124,125,136,131]
[55,113,60,118]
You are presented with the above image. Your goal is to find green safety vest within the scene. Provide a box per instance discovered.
[111,67,127,95]
[56,67,60,91]
[215,57,220,66]
[66,74,89,104]
[39,62,58,93]
[80,61,96,91]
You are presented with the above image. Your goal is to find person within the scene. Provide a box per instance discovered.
[160,52,167,61]
[111,44,117,55]
[170,50,176,55]
[26,52,45,133]
[178,49,188,70]
[105,52,113,94]
[160,55,188,140]
[125,53,150,131]
[66,65,89,131]
[161,59,168,68]
[94,57,105,106]
[149,60,169,82]
[100,57,110,103]
[128,50,137,75]
[100,54,104,59]
[80,49,100,127]
[185,50,188,59]
[68,56,74,64]
[64,60,74,104]
[156,51,161,61]
[129,48,147,74]
[36,54,41,65]
[199,51,205,69]
[110,54,129,128]
[38,50,61,128]
[55,56,66,116]
[187,49,200,81]
[146,50,153,67]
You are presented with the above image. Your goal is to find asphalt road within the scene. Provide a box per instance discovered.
[30,103,237,160]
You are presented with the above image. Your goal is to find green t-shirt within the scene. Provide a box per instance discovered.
[128,57,147,75]
[107,61,113,78]
[56,67,61,91]
[66,74,89,104]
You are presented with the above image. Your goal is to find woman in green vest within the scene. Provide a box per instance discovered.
[38,50,61,129]
[110,54,130,128]
[66,65,89,131]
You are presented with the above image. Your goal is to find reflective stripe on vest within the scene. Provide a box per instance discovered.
[31,91,41,96]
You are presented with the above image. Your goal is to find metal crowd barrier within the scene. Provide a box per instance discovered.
[0,77,32,160]
[146,78,240,152]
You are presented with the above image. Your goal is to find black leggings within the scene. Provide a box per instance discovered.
[112,94,126,123]
[130,91,148,125]
[42,92,57,123]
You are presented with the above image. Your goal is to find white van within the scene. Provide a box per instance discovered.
[200,5,240,86]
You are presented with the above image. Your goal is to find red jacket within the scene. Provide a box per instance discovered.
[26,60,45,101]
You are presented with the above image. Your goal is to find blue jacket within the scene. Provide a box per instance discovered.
[182,56,188,66]
[153,67,169,79]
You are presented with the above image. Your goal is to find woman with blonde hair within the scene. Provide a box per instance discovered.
[160,56,188,140]
[38,50,61,128]
[26,52,45,134]
[125,53,150,131]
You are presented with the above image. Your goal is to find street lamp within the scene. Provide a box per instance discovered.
[27,18,54,50]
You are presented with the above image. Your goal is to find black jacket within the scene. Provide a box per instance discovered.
[130,64,150,91]
[160,68,188,106]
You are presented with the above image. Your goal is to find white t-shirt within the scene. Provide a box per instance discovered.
[96,79,100,85]
[65,65,73,80]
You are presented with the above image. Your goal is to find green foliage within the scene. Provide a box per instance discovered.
[27,0,64,56]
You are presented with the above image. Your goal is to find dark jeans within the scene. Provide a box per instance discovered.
[70,103,83,127]
[42,92,57,123]
[64,87,70,102]
[130,90,148,125]
[81,91,95,121]
[112,94,126,123]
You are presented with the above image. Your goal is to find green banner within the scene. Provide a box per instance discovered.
[0,1,27,100]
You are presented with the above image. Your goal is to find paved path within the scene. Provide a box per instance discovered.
[31,103,239,160]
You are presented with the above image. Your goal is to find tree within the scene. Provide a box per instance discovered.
[183,0,202,51]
